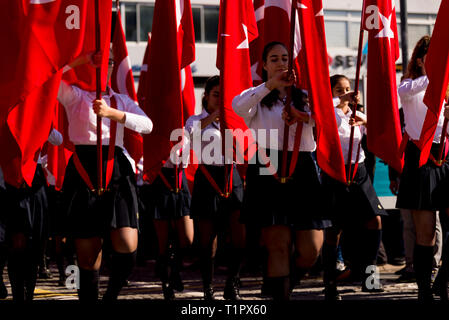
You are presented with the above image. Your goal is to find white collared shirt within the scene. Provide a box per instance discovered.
[398,76,448,142]
[333,104,366,164]
[57,81,153,148]
[231,83,316,152]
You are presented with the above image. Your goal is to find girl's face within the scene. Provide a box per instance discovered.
[205,85,220,113]
[332,78,351,99]
[263,45,289,80]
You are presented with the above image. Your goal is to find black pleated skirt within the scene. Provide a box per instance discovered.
[3,165,48,242]
[396,141,449,211]
[241,149,331,230]
[139,167,191,220]
[62,145,139,239]
[322,163,387,228]
[190,165,244,220]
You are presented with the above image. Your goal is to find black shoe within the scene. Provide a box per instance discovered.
[223,278,241,301]
[169,271,184,292]
[388,257,406,266]
[0,280,7,299]
[395,266,407,275]
[324,284,342,301]
[203,286,215,301]
[58,274,66,287]
[162,283,174,300]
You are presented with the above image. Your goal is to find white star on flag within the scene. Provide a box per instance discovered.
[375,12,395,39]
[316,8,324,17]
[237,24,249,49]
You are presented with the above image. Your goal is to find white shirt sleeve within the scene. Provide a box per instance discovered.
[48,129,63,146]
[120,95,153,134]
[398,76,429,101]
[232,83,271,119]
[334,108,343,128]
[57,80,82,107]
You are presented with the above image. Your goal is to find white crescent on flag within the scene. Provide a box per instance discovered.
[237,24,249,49]
[30,0,56,3]
[117,56,133,97]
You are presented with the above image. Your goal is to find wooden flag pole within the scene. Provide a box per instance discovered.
[95,0,103,194]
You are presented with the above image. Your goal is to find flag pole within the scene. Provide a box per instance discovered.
[280,0,297,183]
[95,0,103,194]
[346,0,365,184]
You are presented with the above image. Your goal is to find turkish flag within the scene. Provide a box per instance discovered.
[142,0,195,183]
[362,0,403,173]
[217,0,258,164]
[111,10,143,166]
[0,0,91,187]
[418,0,449,166]
[296,0,346,183]
[249,0,303,87]
[45,102,74,190]
[62,0,112,91]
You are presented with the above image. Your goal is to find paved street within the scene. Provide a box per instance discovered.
[0,260,423,301]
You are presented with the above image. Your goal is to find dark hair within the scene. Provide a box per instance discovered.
[201,75,220,111]
[405,35,430,80]
[330,74,350,91]
[260,41,306,111]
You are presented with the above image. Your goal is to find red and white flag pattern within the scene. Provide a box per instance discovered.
[418,0,449,166]
[362,0,403,173]
[111,10,143,166]
[217,0,258,163]
[142,0,195,183]
[297,0,346,183]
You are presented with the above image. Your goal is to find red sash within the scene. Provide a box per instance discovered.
[73,95,118,194]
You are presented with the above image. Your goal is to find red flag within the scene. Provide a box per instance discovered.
[45,103,74,190]
[62,0,112,91]
[143,0,195,183]
[295,0,346,183]
[217,0,258,163]
[111,11,143,166]
[362,0,403,173]
[418,0,449,166]
[249,0,303,87]
[0,0,91,187]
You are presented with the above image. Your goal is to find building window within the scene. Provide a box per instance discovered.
[325,21,348,48]
[139,4,154,42]
[125,4,137,42]
[192,7,202,42]
[204,6,219,43]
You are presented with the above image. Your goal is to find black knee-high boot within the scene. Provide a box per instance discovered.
[102,251,136,301]
[267,276,290,301]
[224,248,245,300]
[432,233,449,301]
[414,244,434,301]
[322,243,341,300]
[361,229,384,292]
[156,254,174,300]
[23,246,39,301]
[169,247,185,292]
[0,245,8,299]
[200,251,215,300]
[78,268,99,302]
[7,250,26,301]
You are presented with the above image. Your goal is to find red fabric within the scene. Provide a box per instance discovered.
[111,11,143,166]
[297,0,346,183]
[143,0,195,183]
[0,1,92,187]
[62,0,112,91]
[362,0,403,173]
[45,103,74,190]
[217,0,258,164]
[418,0,449,167]
[249,0,303,88]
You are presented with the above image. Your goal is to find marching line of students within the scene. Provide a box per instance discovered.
[1,36,449,302]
